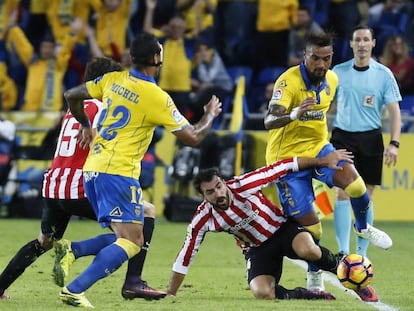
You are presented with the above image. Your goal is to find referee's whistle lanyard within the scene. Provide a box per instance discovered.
[300,62,327,105]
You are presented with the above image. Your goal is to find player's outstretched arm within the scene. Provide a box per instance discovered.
[167,271,186,297]
[297,149,353,171]
[174,95,222,146]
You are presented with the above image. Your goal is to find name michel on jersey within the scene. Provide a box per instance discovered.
[110,83,139,103]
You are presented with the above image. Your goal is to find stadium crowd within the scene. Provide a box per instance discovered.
[0,0,413,117]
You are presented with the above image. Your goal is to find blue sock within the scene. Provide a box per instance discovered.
[356,202,374,256]
[71,233,116,258]
[350,192,370,231]
[67,242,129,293]
[334,200,351,254]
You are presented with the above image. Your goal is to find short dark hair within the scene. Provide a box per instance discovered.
[130,32,162,69]
[305,31,334,49]
[193,167,222,194]
[84,57,123,82]
[352,25,375,39]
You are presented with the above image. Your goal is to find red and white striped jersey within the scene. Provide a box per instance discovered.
[42,99,103,199]
[172,157,299,274]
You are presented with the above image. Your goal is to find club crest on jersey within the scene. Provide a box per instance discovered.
[172,108,185,124]
[109,206,123,217]
[272,88,283,101]
[325,85,331,96]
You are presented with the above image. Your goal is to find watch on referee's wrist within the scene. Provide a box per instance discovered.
[389,140,400,148]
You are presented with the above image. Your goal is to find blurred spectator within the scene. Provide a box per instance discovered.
[190,40,233,122]
[214,0,256,67]
[21,0,49,52]
[144,0,196,119]
[0,45,17,110]
[176,0,217,46]
[254,0,298,72]
[89,0,133,60]
[288,3,323,67]
[379,34,414,94]
[5,17,82,111]
[326,0,361,65]
[0,0,19,40]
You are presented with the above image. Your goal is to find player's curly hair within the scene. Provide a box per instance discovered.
[84,57,123,82]
[130,32,162,69]
[193,167,222,194]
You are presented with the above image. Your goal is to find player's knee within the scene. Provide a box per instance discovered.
[344,176,366,198]
[305,223,323,241]
[143,200,156,218]
[251,286,274,300]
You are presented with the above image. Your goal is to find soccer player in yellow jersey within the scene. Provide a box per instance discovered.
[264,32,392,293]
[59,32,222,308]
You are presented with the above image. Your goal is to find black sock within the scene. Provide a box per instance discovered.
[124,217,155,284]
[0,239,46,294]
[311,246,337,273]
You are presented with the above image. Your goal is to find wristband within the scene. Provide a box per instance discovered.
[80,119,91,128]
[289,107,299,120]
[389,140,400,148]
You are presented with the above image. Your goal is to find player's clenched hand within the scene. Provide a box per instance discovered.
[297,97,317,118]
[76,126,93,149]
[323,149,354,170]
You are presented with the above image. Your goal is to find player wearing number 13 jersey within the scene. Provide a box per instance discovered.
[42,99,103,199]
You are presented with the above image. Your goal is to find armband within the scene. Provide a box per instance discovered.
[389,140,400,148]
[289,107,299,120]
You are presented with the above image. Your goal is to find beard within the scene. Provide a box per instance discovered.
[308,68,327,85]
[213,193,229,210]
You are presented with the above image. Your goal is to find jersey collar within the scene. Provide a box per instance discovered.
[129,68,157,84]
[299,62,327,104]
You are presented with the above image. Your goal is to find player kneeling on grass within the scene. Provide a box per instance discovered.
[167,150,353,300]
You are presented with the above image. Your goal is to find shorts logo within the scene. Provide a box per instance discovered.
[109,206,123,217]
[171,108,185,124]
[272,88,283,101]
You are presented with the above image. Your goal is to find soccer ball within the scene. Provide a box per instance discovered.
[337,254,374,290]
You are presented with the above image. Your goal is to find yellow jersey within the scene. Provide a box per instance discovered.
[84,69,190,179]
[265,64,338,164]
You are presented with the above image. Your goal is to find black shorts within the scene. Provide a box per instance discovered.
[41,198,96,240]
[330,128,384,185]
[245,220,307,283]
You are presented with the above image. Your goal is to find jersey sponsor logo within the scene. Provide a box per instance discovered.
[109,206,123,217]
[363,95,375,108]
[299,110,324,121]
[171,108,185,124]
[314,168,325,176]
[228,209,259,234]
[272,88,283,101]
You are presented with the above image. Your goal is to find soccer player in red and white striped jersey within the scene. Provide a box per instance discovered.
[167,150,353,301]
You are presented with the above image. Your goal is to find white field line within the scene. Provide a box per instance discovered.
[288,259,399,311]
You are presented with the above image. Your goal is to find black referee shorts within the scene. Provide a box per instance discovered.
[330,127,384,185]
[41,198,97,240]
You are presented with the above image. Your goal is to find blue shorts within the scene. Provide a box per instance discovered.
[84,172,144,228]
[276,143,345,218]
